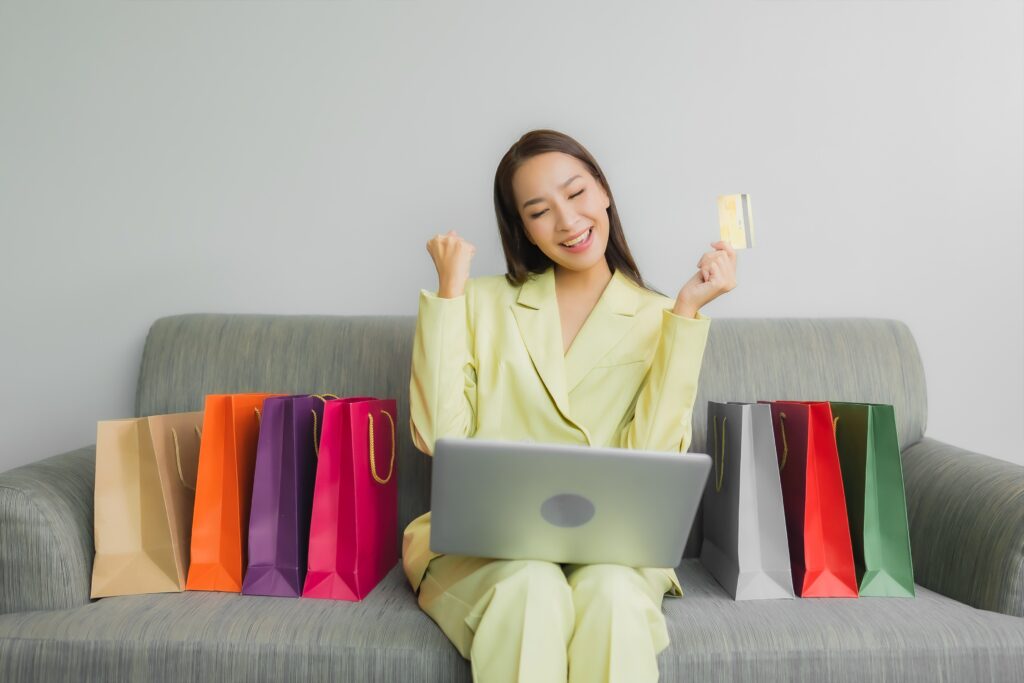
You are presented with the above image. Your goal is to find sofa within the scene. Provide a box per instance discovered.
[1,313,1022,682]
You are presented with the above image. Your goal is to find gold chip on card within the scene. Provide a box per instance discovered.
[718,194,754,249]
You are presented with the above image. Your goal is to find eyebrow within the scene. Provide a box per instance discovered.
[521,175,582,209]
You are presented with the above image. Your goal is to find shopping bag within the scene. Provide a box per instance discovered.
[700,402,795,600]
[91,411,202,597]
[762,400,859,598]
[830,401,915,597]
[303,396,399,601]
[242,394,336,597]
[186,393,278,592]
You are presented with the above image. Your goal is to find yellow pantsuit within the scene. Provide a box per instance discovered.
[405,266,711,682]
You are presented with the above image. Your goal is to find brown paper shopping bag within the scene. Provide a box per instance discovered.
[91,412,203,598]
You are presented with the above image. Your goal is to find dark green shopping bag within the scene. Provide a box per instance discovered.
[830,402,915,597]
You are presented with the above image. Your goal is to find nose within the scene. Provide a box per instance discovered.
[551,197,583,234]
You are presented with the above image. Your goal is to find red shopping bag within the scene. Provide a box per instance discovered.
[762,400,858,598]
[302,397,399,601]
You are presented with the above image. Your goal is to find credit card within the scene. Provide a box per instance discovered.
[718,194,754,249]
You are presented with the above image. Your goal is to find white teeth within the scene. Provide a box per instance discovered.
[561,228,591,247]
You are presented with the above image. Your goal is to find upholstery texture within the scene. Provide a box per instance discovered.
[659,560,1024,681]
[1,563,1021,682]
[691,317,927,452]
[902,437,1024,617]
[0,447,95,613]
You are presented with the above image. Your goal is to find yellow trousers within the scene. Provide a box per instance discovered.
[416,554,677,683]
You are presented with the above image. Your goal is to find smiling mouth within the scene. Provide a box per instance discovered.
[560,227,593,247]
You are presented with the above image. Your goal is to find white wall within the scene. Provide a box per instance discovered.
[1,0,1021,471]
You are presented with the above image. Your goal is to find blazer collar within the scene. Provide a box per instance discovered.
[511,267,642,419]
[515,266,640,315]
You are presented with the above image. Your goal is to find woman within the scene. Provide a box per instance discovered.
[403,129,738,683]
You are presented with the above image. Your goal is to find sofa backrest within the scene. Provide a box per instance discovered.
[135,314,927,559]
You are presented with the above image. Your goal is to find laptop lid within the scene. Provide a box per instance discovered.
[429,437,712,568]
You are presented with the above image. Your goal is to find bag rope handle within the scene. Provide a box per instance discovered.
[778,411,789,471]
[311,411,321,457]
[169,426,201,491]
[254,407,261,425]
[833,415,839,438]
[713,415,727,492]
[307,393,339,456]
[368,409,396,485]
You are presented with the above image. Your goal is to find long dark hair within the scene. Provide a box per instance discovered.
[493,129,662,295]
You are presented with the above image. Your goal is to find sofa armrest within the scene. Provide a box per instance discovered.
[0,446,95,614]
[902,437,1024,617]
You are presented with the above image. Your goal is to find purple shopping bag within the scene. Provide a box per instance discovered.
[242,394,334,597]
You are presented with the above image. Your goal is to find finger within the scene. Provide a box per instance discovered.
[708,250,726,266]
[709,261,721,283]
[712,240,737,259]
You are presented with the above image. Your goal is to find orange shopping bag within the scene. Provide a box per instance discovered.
[186,393,278,592]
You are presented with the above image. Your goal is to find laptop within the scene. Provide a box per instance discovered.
[429,437,712,568]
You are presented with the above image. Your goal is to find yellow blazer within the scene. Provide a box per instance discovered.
[402,265,712,597]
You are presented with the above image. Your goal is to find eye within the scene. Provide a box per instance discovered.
[528,189,586,220]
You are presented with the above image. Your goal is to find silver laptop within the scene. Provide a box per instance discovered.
[429,437,712,568]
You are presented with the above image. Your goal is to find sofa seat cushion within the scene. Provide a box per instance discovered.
[663,560,1024,681]
[0,566,468,682]
[2,562,1023,682]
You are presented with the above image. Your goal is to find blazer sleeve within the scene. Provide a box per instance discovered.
[617,308,711,453]
[408,286,478,456]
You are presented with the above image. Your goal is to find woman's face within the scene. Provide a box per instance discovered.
[512,151,611,274]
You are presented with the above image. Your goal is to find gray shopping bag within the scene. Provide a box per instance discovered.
[700,401,795,600]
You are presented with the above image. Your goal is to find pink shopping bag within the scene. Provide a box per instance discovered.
[302,396,399,601]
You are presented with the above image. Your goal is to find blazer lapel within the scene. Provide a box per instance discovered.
[511,268,643,417]
[510,268,573,421]
[564,269,640,393]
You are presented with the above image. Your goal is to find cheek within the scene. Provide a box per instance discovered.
[586,197,609,228]
[586,190,608,213]
[524,222,553,246]
[521,223,540,244]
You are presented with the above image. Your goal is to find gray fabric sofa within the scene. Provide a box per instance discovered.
[1,313,1022,681]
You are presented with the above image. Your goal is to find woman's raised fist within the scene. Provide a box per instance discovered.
[426,230,476,299]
